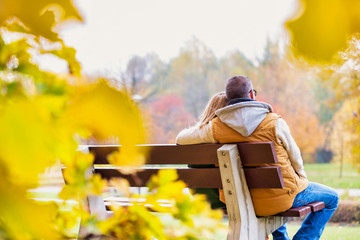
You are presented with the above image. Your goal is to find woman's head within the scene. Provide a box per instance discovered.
[199,92,227,128]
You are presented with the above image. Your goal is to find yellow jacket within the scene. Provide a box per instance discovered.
[213,110,308,216]
[176,100,308,216]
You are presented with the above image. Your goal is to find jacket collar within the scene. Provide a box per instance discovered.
[228,98,255,105]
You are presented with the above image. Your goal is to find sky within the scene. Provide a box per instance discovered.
[56,0,298,75]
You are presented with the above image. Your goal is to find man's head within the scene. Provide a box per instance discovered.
[225,75,255,100]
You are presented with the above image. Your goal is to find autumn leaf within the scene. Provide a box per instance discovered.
[0,181,58,239]
[286,0,360,62]
[66,80,147,172]
[40,43,81,75]
[0,98,61,186]
[0,0,83,41]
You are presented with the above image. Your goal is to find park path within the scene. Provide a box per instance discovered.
[335,188,360,197]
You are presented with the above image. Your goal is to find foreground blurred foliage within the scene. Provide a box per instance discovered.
[100,169,225,239]
[0,1,226,239]
[286,0,360,62]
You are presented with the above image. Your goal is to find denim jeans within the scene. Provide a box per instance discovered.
[272,182,339,240]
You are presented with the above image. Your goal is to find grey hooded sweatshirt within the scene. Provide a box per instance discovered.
[215,101,273,137]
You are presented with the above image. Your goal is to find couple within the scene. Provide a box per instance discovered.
[176,76,339,240]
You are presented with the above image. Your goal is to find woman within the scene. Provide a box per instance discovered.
[176,92,227,145]
[176,92,228,209]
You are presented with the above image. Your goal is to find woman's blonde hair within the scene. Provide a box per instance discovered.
[199,92,227,128]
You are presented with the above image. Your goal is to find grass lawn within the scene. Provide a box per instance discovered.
[212,219,360,240]
[267,222,360,240]
[304,163,360,189]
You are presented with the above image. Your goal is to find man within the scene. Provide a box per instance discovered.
[212,75,338,240]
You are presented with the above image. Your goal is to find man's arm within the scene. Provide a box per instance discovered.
[276,118,307,178]
[176,122,216,144]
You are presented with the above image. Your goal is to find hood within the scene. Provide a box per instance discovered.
[215,101,273,137]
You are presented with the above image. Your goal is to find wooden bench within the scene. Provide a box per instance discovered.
[79,142,324,240]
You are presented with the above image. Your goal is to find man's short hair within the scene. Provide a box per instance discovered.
[225,75,252,100]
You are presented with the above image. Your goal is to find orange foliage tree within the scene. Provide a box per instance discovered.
[254,43,324,162]
[144,95,196,143]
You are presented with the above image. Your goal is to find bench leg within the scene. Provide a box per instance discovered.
[258,216,289,238]
[76,167,108,239]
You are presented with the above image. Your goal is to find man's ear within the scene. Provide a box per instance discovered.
[250,89,255,100]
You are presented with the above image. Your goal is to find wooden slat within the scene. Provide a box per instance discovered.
[89,142,277,166]
[94,168,223,188]
[275,205,311,217]
[307,201,325,212]
[89,146,118,164]
[89,144,221,165]
[237,142,278,165]
[243,166,284,188]
[103,201,323,217]
[141,144,221,164]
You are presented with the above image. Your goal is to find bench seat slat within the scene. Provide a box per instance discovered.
[307,201,325,212]
[244,166,284,188]
[94,168,223,188]
[274,205,311,217]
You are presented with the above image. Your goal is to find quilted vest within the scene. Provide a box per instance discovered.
[213,113,308,216]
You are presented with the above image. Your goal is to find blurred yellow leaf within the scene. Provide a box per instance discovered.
[67,80,146,171]
[0,0,83,41]
[109,178,130,197]
[0,182,58,239]
[107,148,145,174]
[54,210,79,238]
[286,0,360,62]
[0,38,31,69]
[99,204,167,240]
[40,43,81,75]
[0,99,59,186]
[147,169,178,191]
[60,152,106,200]
[68,80,145,141]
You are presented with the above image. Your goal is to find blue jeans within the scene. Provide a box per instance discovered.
[272,182,339,240]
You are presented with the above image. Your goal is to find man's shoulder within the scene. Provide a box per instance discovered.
[266,112,281,120]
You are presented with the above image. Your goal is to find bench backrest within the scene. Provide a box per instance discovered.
[89,142,284,190]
